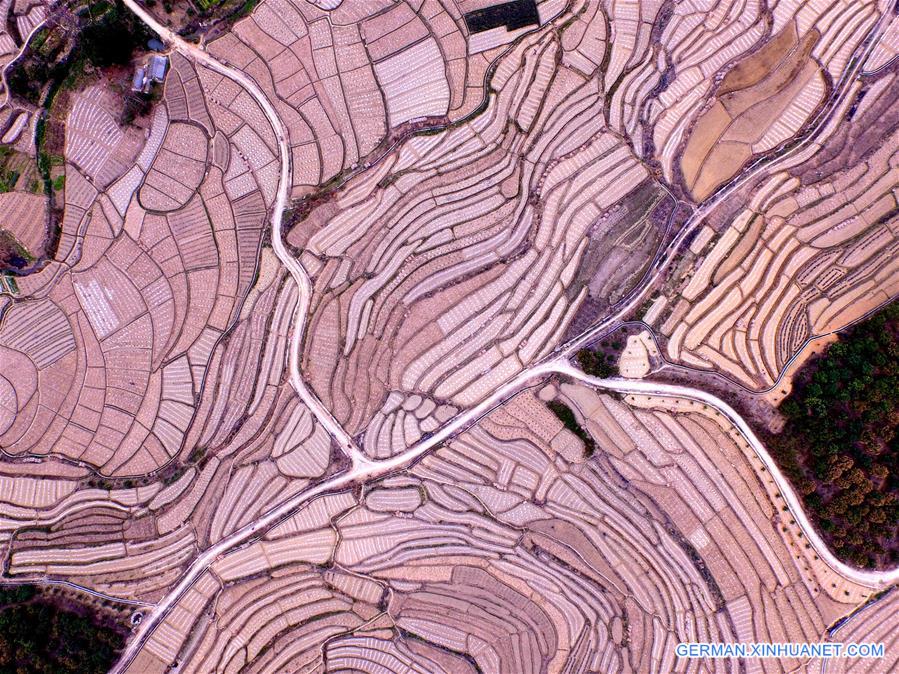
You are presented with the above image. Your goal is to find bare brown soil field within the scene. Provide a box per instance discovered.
[681,23,824,200]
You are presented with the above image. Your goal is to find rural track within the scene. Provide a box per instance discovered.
[110,2,899,670]
[559,2,893,362]
[118,0,374,473]
[0,578,154,606]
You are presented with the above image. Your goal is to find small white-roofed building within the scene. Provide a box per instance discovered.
[148,55,168,82]
[130,55,168,95]
[131,66,147,92]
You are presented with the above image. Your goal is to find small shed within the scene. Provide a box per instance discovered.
[149,55,168,82]
[131,67,147,92]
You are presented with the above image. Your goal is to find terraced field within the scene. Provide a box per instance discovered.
[0,0,896,671]
[653,71,899,393]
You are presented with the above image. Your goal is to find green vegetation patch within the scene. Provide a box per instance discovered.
[172,0,261,41]
[12,0,150,213]
[0,584,127,673]
[3,274,21,293]
[0,230,34,272]
[0,147,36,197]
[576,348,616,378]
[34,112,54,198]
[547,400,596,457]
[0,168,21,192]
[772,302,899,568]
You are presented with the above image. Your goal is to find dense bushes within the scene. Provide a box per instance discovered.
[772,303,899,567]
[0,584,126,673]
[576,348,615,378]
[79,1,152,68]
[0,231,32,270]
[547,400,596,457]
[8,1,151,105]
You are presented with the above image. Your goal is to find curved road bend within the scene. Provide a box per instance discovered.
[360,360,899,588]
[554,364,899,588]
[0,578,153,606]
[112,2,898,670]
[111,359,899,672]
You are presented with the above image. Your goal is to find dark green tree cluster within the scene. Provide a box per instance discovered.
[0,585,37,605]
[547,400,596,457]
[78,1,153,68]
[576,348,615,378]
[6,28,67,104]
[772,303,899,568]
[0,584,126,673]
[0,231,33,271]
[8,1,152,105]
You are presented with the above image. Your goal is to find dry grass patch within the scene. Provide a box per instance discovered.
[680,22,823,200]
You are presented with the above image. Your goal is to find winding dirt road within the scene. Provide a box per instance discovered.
[560,365,899,588]
[120,0,373,471]
[110,2,899,670]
